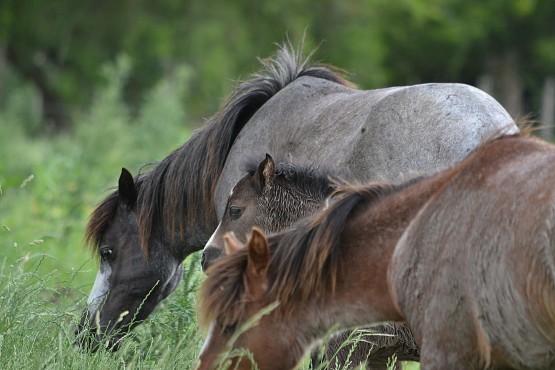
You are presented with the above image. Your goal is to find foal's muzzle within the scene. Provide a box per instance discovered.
[201,246,224,272]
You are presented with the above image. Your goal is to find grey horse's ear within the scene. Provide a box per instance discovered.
[285,152,293,163]
[256,154,276,189]
[118,168,137,207]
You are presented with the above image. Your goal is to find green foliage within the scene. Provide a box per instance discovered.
[4,0,553,131]
[0,254,204,369]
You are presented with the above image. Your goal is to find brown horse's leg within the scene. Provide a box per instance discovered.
[324,323,419,369]
[416,296,491,370]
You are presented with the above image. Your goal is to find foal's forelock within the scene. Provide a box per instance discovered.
[262,162,337,230]
[244,158,339,198]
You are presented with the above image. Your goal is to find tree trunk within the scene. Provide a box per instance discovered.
[41,86,70,133]
[481,51,524,120]
[0,43,6,106]
[539,76,555,141]
[5,43,70,133]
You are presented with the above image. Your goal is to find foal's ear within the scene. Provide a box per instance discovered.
[118,168,138,207]
[223,232,243,255]
[256,154,276,189]
[247,227,270,273]
[244,227,270,298]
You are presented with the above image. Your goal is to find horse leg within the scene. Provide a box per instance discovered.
[416,298,491,370]
[363,323,419,369]
[324,323,419,369]
[419,341,488,370]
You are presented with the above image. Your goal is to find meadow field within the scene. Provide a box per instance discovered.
[0,59,418,370]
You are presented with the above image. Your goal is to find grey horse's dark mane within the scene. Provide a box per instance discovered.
[85,42,354,255]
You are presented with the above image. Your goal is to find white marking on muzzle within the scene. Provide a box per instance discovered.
[87,264,112,314]
[203,185,234,251]
[204,223,220,250]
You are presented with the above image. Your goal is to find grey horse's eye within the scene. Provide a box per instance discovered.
[100,247,113,261]
[229,206,243,220]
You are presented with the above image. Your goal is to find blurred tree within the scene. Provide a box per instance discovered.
[370,0,555,120]
[1,0,134,131]
[1,0,554,133]
[0,0,312,131]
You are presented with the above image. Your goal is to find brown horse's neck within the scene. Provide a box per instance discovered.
[302,172,454,341]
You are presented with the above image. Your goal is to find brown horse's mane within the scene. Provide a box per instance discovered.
[85,43,354,254]
[199,178,423,328]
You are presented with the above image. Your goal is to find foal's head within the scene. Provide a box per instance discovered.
[198,184,362,369]
[201,154,335,271]
[198,229,309,370]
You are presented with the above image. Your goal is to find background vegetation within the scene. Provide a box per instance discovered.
[0,0,554,368]
[2,0,555,133]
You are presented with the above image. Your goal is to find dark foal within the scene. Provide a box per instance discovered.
[198,134,555,370]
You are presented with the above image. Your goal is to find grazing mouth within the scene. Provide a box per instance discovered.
[74,310,135,352]
[74,326,125,352]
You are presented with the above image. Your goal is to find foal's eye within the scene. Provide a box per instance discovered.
[99,247,113,261]
[229,206,243,220]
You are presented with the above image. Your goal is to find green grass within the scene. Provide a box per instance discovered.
[0,59,420,369]
[0,253,204,369]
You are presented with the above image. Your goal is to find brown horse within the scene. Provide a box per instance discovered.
[205,154,419,368]
[197,134,555,370]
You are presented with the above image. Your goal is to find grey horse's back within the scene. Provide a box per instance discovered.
[350,82,515,181]
[216,77,516,218]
